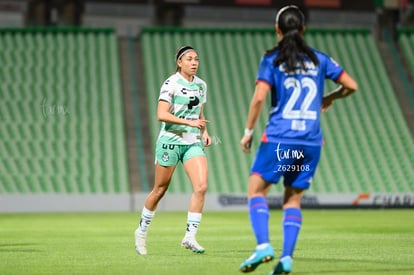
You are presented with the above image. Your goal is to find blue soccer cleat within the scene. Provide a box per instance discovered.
[270,256,292,275]
[240,244,275,273]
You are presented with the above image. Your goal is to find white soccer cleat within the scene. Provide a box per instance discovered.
[181,237,205,253]
[134,229,147,255]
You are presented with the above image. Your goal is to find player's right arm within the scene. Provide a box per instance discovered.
[322,71,358,112]
[240,81,270,153]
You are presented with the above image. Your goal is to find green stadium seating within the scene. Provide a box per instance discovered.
[0,28,129,194]
[398,28,414,75]
[140,27,414,194]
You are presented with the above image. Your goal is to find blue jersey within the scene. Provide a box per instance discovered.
[256,48,344,146]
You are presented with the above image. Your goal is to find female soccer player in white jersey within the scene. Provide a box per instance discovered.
[135,46,211,255]
[239,5,358,274]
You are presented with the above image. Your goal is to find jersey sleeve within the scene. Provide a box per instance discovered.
[201,81,207,104]
[324,55,344,81]
[256,55,274,87]
[158,79,174,103]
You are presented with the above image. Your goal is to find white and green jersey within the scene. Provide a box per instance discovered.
[157,72,207,145]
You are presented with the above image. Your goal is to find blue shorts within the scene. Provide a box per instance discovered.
[250,142,321,189]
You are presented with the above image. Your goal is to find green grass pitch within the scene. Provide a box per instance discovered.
[1,210,413,274]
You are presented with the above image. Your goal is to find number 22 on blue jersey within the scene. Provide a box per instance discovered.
[282,77,318,131]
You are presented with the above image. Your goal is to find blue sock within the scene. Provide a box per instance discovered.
[281,208,302,258]
[248,196,270,245]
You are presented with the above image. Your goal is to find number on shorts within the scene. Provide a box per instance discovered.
[162,144,175,150]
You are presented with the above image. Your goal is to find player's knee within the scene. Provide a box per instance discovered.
[152,186,168,199]
[193,181,208,195]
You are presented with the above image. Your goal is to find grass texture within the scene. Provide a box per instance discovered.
[0,210,413,274]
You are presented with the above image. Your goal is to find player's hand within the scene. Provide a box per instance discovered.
[240,135,253,153]
[188,119,208,129]
[321,95,334,112]
[203,133,212,147]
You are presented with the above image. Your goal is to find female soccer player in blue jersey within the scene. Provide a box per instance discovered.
[239,5,358,274]
[134,46,211,255]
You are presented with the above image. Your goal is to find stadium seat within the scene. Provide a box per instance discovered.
[398,28,414,75]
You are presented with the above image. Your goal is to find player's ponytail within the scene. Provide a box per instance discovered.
[266,5,318,73]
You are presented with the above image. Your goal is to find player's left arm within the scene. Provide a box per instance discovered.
[199,105,211,147]
[322,71,358,112]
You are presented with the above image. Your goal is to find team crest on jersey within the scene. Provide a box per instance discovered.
[198,85,205,97]
[162,152,169,162]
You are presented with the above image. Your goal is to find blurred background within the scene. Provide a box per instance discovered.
[0,0,413,212]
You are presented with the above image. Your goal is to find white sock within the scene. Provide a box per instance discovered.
[137,207,155,235]
[184,212,202,238]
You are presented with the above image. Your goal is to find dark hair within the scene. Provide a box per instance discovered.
[176,46,194,61]
[266,5,318,73]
